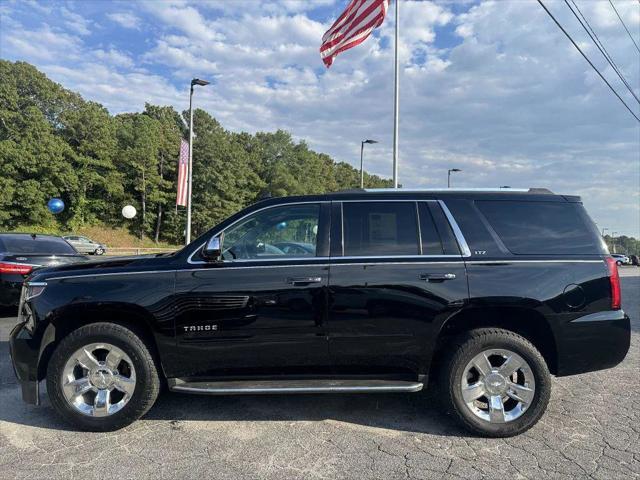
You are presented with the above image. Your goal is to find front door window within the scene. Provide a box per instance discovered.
[221,204,320,260]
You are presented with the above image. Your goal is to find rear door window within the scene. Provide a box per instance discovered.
[476,201,601,255]
[342,202,420,256]
[419,202,461,255]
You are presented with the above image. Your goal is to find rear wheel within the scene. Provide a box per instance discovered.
[47,322,160,431]
[442,328,551,437]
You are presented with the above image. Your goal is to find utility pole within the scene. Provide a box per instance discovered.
[185,78,209,245]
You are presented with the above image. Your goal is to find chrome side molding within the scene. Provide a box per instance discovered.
[168,378,424,395]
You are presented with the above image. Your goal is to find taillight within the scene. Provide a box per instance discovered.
[0,262,33,275]
[605,257,621,310]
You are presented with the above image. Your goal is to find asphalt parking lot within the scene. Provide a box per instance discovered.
[1,270,638,479]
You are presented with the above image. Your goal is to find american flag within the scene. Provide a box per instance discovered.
[320,0,389,68]
[176,139,189,207]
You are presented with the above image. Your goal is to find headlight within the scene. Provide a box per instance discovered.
[19,282,46,333]
[25,282,47,300]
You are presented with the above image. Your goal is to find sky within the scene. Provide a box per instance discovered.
[1,0,639,236]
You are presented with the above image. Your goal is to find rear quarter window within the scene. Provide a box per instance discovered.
[475,200,603,255]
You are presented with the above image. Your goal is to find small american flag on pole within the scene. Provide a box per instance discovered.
[176,139,189,207]
[320,0,389,68]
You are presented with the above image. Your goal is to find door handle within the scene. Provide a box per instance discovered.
[286,277,323,286]
[420,273,456,283]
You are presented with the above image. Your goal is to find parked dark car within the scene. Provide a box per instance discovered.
[9,189,630,437]
[629,255,639,266]
[0,233,87,310]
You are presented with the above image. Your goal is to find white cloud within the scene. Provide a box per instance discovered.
[61,7,92,36]
[141,1,223,42]
[106,12,141,30]
[1,24,82,61]
[93,48,135,69]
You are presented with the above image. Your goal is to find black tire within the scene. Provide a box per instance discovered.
[441,328,551,438]
[95,248,105,255]
[616,260,623,266]
[47,322,160,431]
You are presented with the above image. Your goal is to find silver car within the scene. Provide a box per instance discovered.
[62,236,107,255]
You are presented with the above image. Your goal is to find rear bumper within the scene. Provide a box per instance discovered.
[9,322,40,405]
[556,310,631,376]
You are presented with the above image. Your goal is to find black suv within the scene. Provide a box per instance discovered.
[9,189,630,437]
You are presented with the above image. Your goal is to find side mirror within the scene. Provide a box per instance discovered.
[202,235,222,261]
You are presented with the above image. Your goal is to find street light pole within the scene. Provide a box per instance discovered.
[612,232,618,254]
[447,168,461,188]
[185,78,209,245]
[360,139,378,189]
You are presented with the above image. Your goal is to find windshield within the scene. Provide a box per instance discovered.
[0,236,78,255]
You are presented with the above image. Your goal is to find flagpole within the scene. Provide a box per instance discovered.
[186,83,194,246]
[392,0,399,188]
[185,78,209,246]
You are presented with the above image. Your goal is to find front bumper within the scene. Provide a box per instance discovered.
[556,310,631,377]
[9,322,41,404]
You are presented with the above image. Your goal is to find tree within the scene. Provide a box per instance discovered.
[189,109,264,237]
[143,104,183,242]
[0,60,394,243]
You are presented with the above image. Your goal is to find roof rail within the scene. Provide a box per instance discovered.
[358,187,554,194]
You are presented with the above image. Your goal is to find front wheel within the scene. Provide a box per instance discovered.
[95,248,105,255]
[47,322,160,431]
[442,328,551,437]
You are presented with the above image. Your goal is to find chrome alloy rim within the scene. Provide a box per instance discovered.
[460,349,535,423]
[61,343,136,417]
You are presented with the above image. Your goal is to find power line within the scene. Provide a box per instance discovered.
[536,0,640,123]
[608,0,640,54]
[566,0,640,105]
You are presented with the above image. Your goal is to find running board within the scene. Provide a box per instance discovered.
[167,378,424,395]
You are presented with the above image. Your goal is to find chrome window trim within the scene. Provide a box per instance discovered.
[187,201,327,265]
[182,260,464,272]
[436,200,471,257]
[187,198,472,264]
[336,255,463,260]
[415,201,423,255]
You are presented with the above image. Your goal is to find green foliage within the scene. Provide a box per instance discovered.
[604,235,639,256]
[0,60,392,243]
